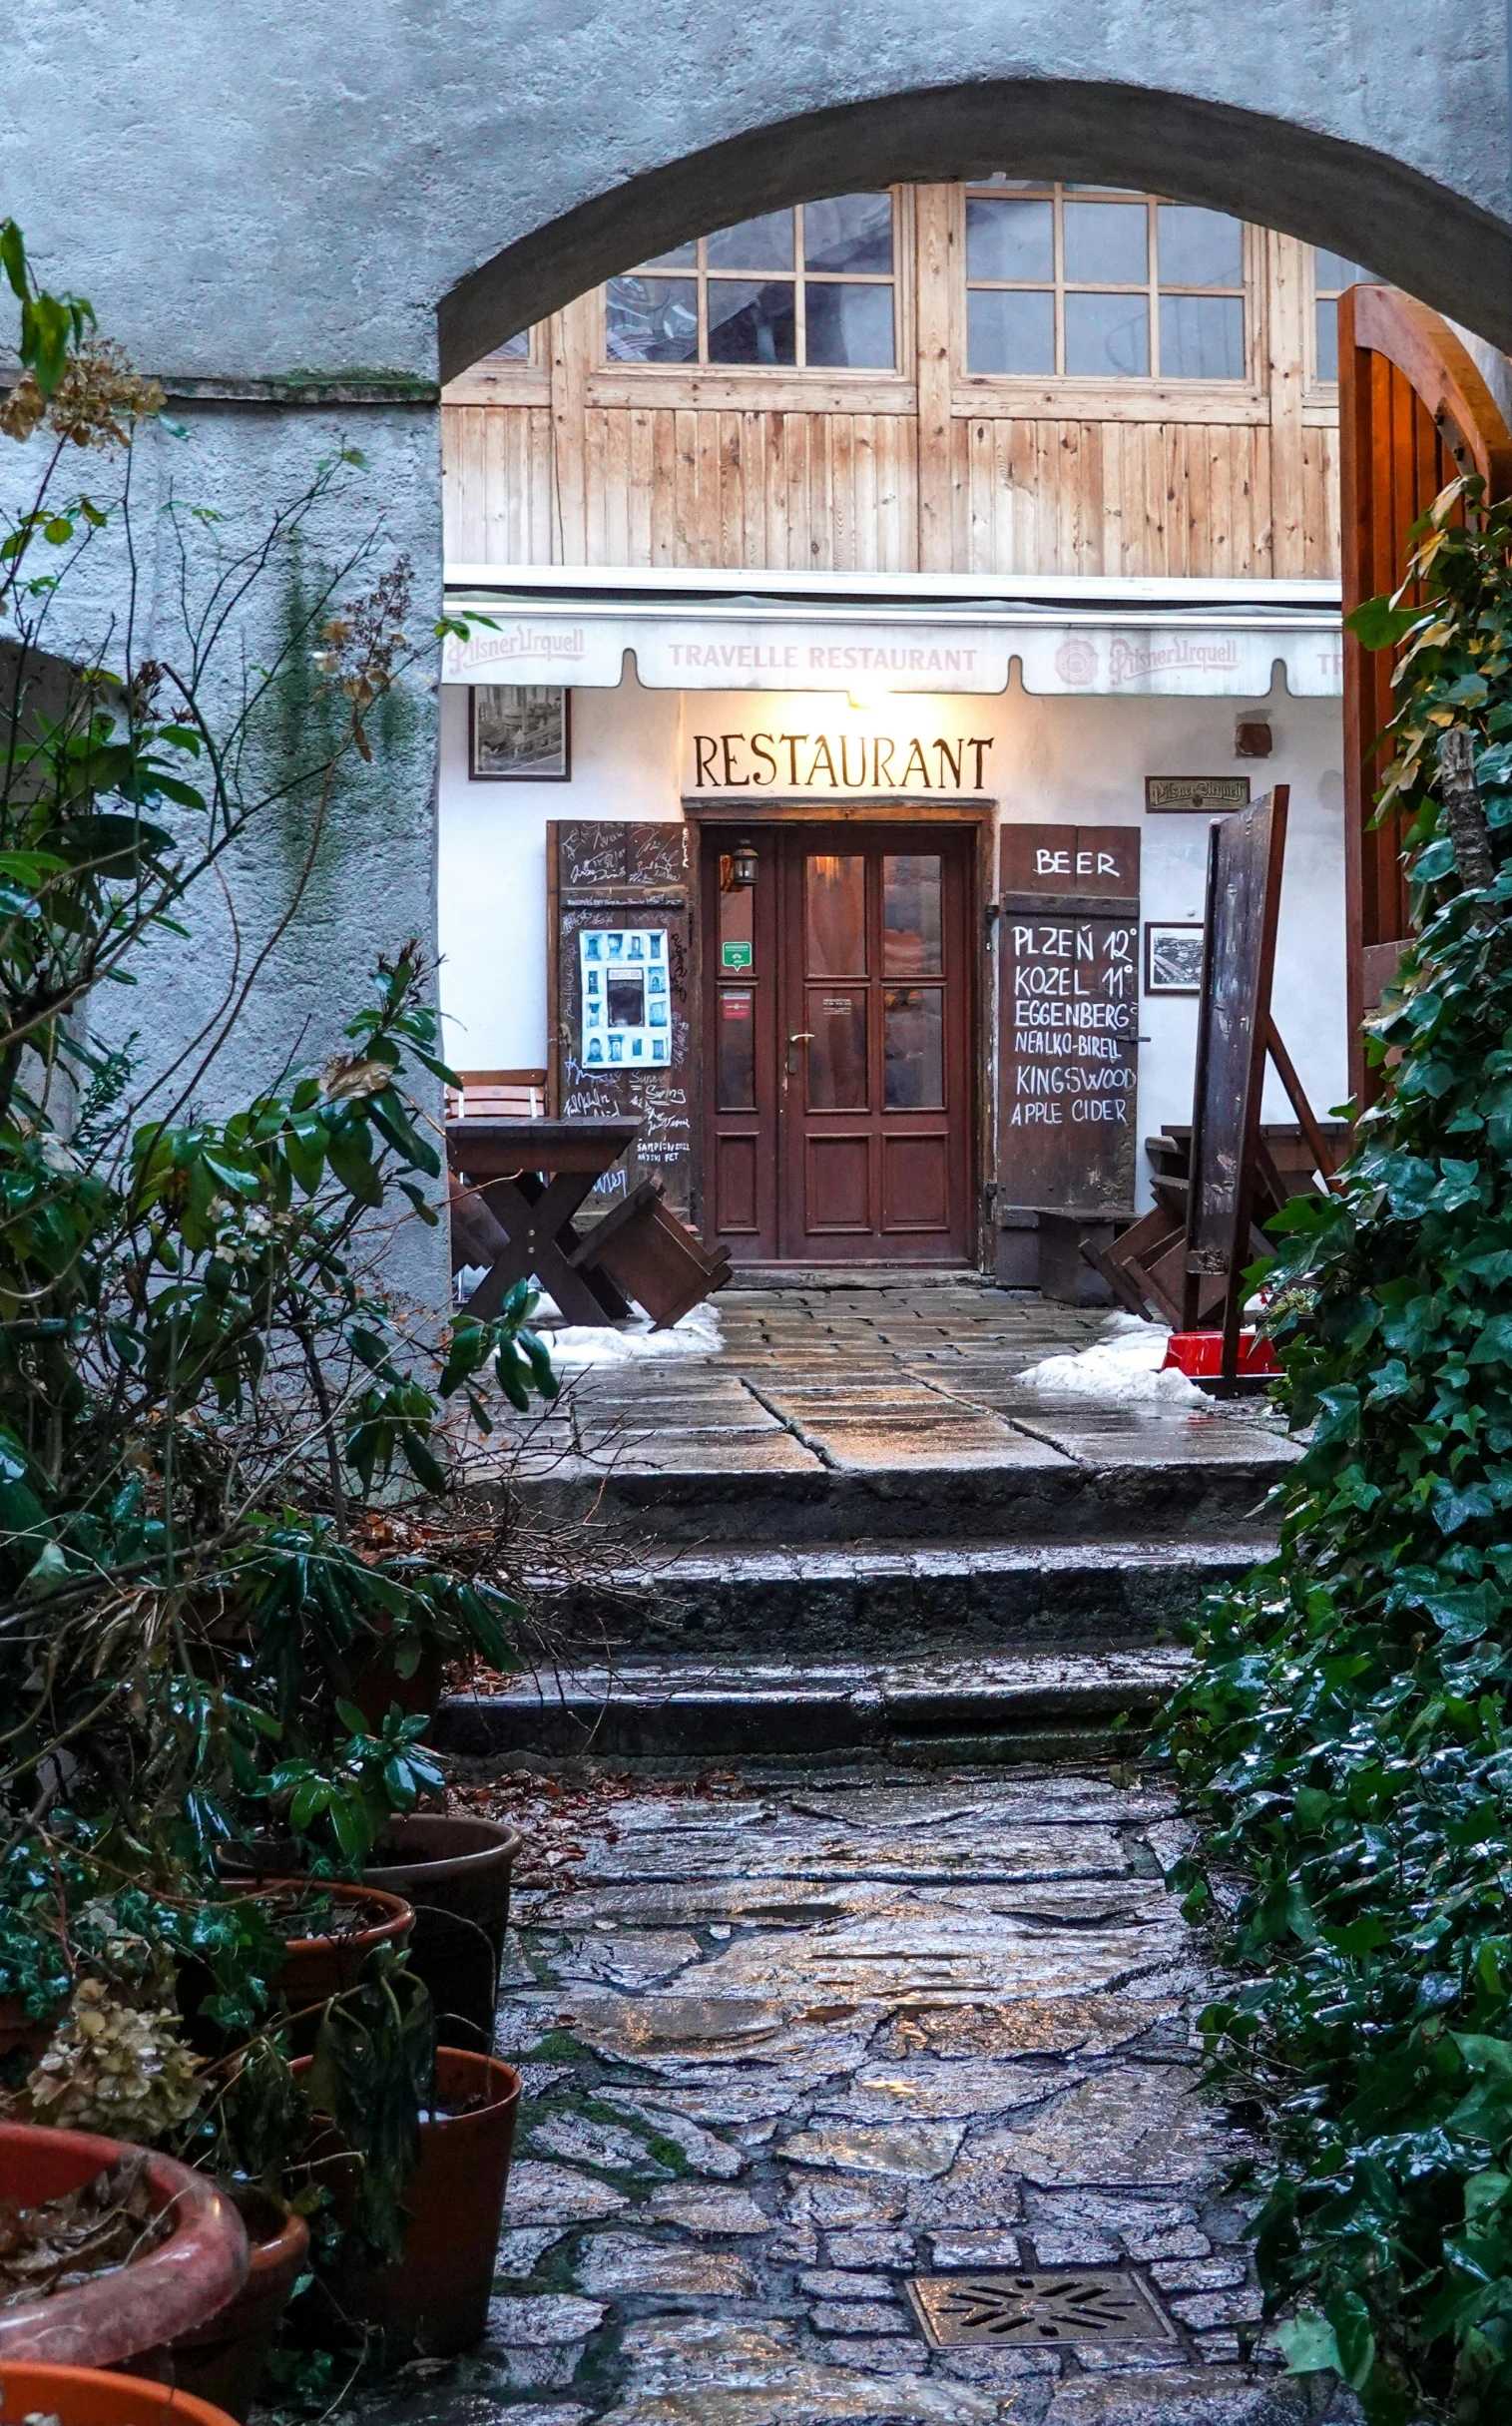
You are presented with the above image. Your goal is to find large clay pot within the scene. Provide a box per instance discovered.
[253,1879,413,2009]
[295,2047,520,2356]
[0,2363,241,2426]
[166,2189,309,2423]
[0,2124,248,2370]
[362,1815,523,2051]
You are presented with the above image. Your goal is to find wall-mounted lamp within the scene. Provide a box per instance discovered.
[729,838,760,889]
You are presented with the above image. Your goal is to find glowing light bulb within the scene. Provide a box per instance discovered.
[847,677,890,714]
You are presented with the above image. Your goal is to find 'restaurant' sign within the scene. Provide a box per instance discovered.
[688,728,995,791]
[442,603,1344,697]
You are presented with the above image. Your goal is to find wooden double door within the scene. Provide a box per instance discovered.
[702,823,974,1263]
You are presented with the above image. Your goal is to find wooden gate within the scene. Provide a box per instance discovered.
[1340,287,1512,1101]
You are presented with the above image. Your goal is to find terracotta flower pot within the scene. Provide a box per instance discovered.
[294,2046,520,2356]
[362,1815,523,2051]
[252,1879,413,2009]
[0,2124,248,2371]
[165,2188,309,2423]
[0,2363,241,2426]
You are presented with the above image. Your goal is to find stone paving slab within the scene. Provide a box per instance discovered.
[354,1763,1359,2426]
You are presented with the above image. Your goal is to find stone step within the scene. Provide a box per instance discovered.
[524,1534,1267,1655]
[506,1434,1289,1546]
[434,1645,1191,1765]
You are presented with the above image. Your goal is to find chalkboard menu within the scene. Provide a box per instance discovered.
[548,820,694,1216]
[998,824,1140,1215]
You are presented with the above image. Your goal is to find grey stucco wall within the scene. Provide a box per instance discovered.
[4,0,1511,377]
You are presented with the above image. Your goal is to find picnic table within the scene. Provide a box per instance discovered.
[445,1116,730,1330]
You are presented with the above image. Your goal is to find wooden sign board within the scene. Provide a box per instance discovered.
[998,824,1140,1215]
[1184,787,1288,1344]
[548,820,695,1216]
[1145,776,1252,813]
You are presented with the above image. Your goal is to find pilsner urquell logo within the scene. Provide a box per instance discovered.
[1106,635,1240,686]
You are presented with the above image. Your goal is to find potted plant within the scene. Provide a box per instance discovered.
[0,2121,248,2370]
[294,2047,521,2356]
[0,2363,242,2426]
[166,2188,310,2424]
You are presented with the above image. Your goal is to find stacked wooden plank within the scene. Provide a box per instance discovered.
[1097,1122,1349,1326]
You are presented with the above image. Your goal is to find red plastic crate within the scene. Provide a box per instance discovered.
[1162,1328,1280,1380]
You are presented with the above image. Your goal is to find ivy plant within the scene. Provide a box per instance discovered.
[1163,478,1512,2425]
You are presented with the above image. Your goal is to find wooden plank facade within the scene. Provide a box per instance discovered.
[443,194,1342,579]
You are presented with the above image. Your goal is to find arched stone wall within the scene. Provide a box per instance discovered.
[5,0,1510,378]
[442,84,1512,380]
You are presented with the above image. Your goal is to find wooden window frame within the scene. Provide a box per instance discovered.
[1305,243,1371,403]
[951,184,1264,421]
[442,319,550,406]
[594,189,915,405]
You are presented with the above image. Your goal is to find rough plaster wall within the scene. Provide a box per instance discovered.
[0,402,449,1305]
[3,1,1511,375]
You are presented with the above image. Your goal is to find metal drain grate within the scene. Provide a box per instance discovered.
[907,2268,1179,2349]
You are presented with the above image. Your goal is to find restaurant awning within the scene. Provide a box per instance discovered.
[441,566,1343,699]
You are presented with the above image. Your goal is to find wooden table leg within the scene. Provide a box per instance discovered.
[464,1172,629,1324]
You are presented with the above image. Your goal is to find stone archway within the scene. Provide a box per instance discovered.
[440,80,1512,379]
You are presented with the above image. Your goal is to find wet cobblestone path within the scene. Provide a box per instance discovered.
[370,1765,1348,2426]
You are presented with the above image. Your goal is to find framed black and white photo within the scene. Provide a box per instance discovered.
[469,685,571,781]
[1145,921,1206,995]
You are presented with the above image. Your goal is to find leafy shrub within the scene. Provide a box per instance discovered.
[1164,481,1512,2425]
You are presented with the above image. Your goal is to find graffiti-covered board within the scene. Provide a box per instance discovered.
[548,821,695,1216]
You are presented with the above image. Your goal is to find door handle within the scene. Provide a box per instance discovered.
[786,1030,815,1078]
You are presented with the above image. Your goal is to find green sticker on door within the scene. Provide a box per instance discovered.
[721,940,753,970]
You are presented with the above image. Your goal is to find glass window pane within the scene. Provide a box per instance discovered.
[806,854,866,974]
[1157,206,1243,288]
[706,211,794,270]
[966,197,1053,283]
[718,989,756,1110]
[1063,201,1148,285]
[805,282,895,368]
[968,287,1055,374]
[718,866,755,969]
[804,194,893,273]
[806,987,868,1109]
[640,239,698,269]
[1315,296,1339,383]
[883,987,944,1109]
[883,855,942,975]
[489,330,530,361]
[606,276,698,363]
[708,278,795,365]
[1065,290,1150,376]
[1314,247,1371,294]
[1160,293,1245,378]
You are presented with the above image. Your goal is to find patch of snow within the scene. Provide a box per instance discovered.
[453,1276,721,1366]
[1018,1312,1208,1408]
[542,1297,724,1367]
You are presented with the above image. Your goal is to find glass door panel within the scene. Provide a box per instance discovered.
[882,854,942,975]
[805,853,866,974]
[806,986,868,1108]
[883,985,944,1107]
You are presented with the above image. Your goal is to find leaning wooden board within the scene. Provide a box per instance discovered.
[1184,787,1289,1352]
[997,824,1141,1219]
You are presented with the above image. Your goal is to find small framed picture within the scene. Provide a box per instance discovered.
[469,685,571,780]
[1144,922,1206,995]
